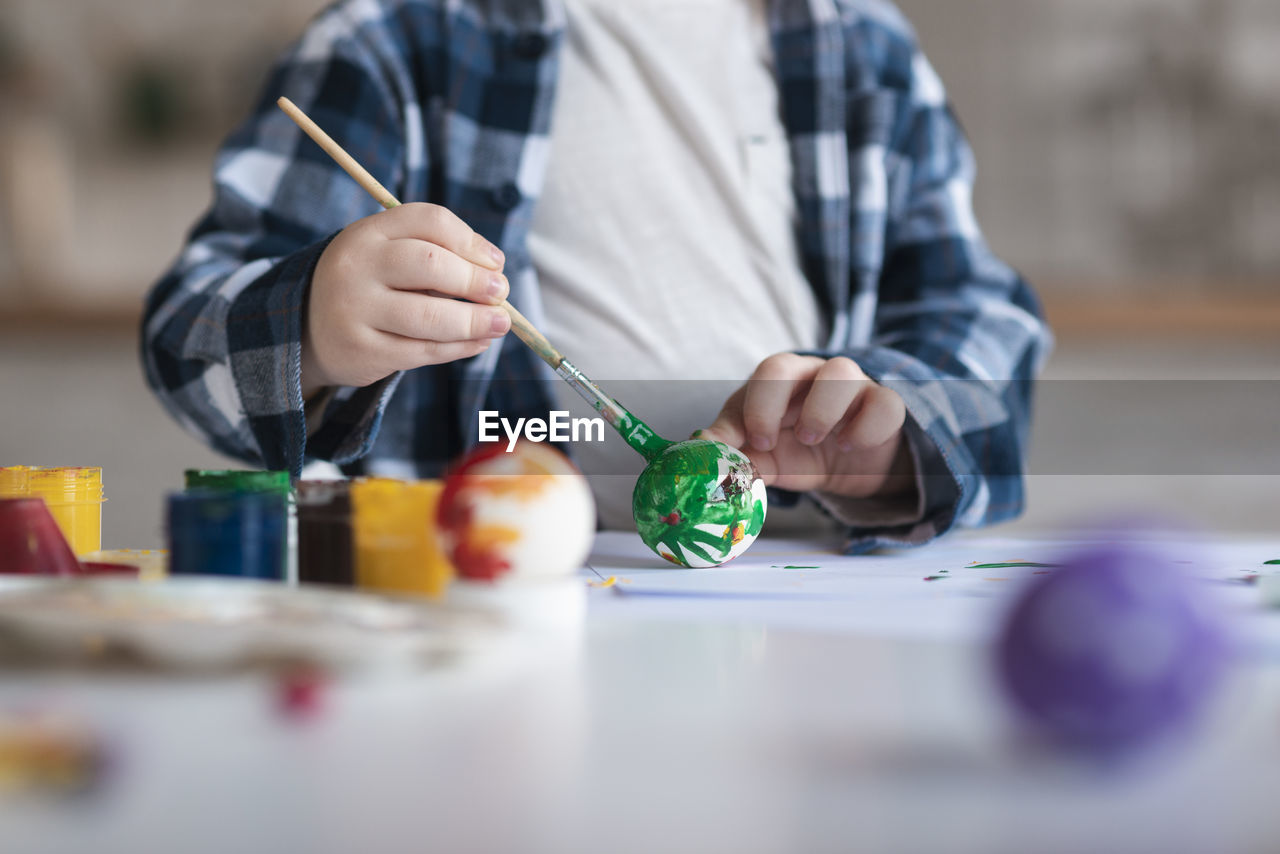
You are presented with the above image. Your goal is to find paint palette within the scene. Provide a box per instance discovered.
[0,577,505,671]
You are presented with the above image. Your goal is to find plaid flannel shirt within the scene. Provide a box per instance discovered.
[141,0,1052,551]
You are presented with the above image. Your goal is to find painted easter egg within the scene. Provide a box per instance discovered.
[438,442,595,582]
[996,542,1230,755]
[632,439,767,568]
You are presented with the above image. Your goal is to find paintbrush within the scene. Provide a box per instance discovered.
[276,97,767,567]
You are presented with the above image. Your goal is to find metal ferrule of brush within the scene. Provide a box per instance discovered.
[556,359,627,425]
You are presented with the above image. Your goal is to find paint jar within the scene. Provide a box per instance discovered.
[166,490,287,580]
[0,498,82,576]
[184,469,295,583]
[351,478,452,598]
[25,467,104,555]
[296,480,354,586]
[0,466,32,497]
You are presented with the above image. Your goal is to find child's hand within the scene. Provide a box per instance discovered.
[697,354,916,499]
[301,203,511,397]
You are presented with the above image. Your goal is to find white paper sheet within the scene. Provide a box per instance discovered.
[581,530,1280,647]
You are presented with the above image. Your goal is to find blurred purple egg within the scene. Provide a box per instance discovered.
[996,541,1231,755]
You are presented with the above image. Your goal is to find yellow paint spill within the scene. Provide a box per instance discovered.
[588,575,631,588]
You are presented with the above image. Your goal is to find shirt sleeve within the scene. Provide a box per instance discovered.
[139,3,413,476]
[821,47,1053,551]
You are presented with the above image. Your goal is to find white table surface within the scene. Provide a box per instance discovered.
[4,530,1280,854]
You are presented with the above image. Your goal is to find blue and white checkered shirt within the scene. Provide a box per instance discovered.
[141,0,1051,551]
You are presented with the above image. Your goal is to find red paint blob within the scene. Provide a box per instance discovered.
[277,667,327,721]
[450,541,512,582]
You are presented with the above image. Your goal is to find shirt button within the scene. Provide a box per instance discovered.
[512,32,549,61]
[491,182,522,211]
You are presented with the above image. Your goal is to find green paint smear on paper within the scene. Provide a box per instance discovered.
[966,561,1060,570]
[633,439,766,568]
[773,565,820,569]
[1265,560,1280,566]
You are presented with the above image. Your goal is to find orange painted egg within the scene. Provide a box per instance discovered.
[438,442,596,582]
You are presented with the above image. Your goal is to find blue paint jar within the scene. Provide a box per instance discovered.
[167,490,287,580]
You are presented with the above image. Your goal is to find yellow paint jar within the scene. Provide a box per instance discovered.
[25,467,104,555]
[0,466,32,497]
[351,478,452,598]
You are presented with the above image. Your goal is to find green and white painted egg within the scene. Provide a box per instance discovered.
[632,439,767,568]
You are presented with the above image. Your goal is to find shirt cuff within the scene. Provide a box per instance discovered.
[808,423,928,530]
[303,374,404,465]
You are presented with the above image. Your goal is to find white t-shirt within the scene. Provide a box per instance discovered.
[529,0,833,530]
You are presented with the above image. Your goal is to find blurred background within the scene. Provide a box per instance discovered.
[0,0,1276,547]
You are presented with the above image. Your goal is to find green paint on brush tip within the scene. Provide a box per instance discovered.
[966,561,1060,569]
[633,440,767,569]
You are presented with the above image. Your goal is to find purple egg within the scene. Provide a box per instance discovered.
[996,541,1231,754]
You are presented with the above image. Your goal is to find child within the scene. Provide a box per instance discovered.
[141,0,1050,549]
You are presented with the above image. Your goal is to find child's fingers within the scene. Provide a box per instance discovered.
[374,292,511,342]
[742,354,822,452]
[696,386,748,448]
[378,239,509,305]
[380,333,494,370]
[836,384,907,450]
[793,357,871,446]
[376,202,505,270]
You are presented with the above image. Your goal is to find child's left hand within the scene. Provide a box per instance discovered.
[697,354,916,500]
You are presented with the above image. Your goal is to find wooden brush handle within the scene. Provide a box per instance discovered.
[277,96,563,369]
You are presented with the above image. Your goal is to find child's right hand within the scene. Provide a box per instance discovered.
[301,203,511,398]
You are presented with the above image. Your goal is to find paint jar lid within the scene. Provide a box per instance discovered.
[0,497,82,575]
[184,469,291,495]
[25,467,104,505]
